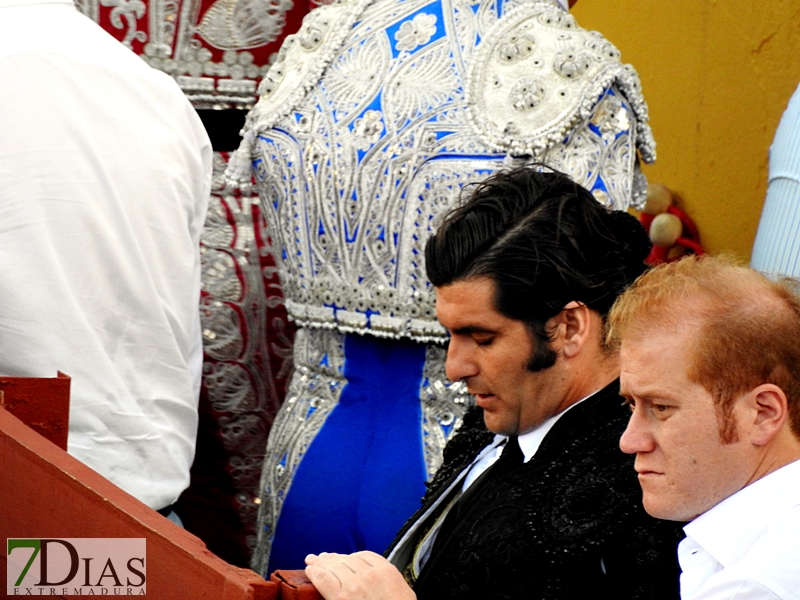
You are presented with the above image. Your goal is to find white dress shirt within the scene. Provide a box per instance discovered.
[0,0,211,509]
[460,407,572,491]
[679,458,800,600]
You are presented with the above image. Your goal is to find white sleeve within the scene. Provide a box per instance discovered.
[751,82,800,278]
[689,577,784,600]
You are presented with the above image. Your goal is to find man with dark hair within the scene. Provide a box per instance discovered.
[609,255,800,599]
[304,167,683,600]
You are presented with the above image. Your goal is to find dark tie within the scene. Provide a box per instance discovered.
[428,436,523,557]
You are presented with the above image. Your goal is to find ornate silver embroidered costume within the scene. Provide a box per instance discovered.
[234,0,654,341]
[231,0,655,572]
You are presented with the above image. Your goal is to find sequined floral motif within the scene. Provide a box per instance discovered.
[511,77,546,112]
[498,35,536,63]
[553,50,593,80]
[395,13,438,52]
[197,0,294,50]
[591,93,630,142]
[353,110,385,150]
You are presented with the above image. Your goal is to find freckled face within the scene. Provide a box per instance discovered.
[618,326,753,521]
[435,277,568,436]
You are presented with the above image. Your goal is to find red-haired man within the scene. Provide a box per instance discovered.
[609,256,800,599]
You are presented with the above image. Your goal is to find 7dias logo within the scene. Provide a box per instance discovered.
[7,539,146,596]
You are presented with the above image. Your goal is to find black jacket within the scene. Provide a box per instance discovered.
[387,380,684,600]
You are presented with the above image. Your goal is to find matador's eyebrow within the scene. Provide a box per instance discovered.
[450,326,496,336]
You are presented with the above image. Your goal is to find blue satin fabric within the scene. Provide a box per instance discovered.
[267,333,428,571]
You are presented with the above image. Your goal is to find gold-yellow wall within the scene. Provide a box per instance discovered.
[572,0,800,259]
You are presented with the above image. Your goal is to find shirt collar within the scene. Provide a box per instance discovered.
[683,458,800,568]
[515,388,597,463]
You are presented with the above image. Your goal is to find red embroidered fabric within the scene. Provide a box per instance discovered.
[76,0,329,109]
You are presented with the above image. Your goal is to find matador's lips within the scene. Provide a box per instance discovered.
[473,393,496,407]
[635,468,664,477]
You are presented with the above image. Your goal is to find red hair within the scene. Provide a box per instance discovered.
[607,255,800,442]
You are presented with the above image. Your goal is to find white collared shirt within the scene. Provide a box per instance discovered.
[412,393,594,573]
[0,0,211,509]
[679,458,800,599]
[460,406,575,491]
[462,391,595,490]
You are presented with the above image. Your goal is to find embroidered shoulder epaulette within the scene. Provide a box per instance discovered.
[229,0,655,341]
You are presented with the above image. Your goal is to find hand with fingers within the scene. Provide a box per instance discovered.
[305,551,417,600]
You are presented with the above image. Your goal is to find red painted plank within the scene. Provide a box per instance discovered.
[0,407,277,599]
[270,570,324,600]
[0,373,70,450]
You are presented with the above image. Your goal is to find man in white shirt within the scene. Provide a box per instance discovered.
[0,0,212,514]
[608,255,800,599]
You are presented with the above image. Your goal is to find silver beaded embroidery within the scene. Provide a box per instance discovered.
[464,3,654,161]
[200,153,295,544]
[419,344,473,478]
[75,0,288,107]
[251,326,347,575]
[196,0,295,50]
[238,0,654,341]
